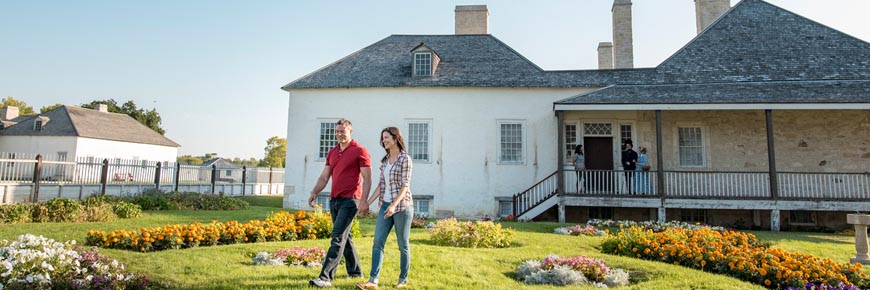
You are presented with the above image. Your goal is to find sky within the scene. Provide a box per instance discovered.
[2,0,869,160]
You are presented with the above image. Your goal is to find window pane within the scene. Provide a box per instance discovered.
[320,122,338,159]
[620,124,632,144]
[408,122,429,161]
[414,53,432,76]
[678,127,704,166]
[500,123,523,162]
[499,201,512,216]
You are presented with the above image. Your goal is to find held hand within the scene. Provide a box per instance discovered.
[385,206,396,218]
[358,200,369,215]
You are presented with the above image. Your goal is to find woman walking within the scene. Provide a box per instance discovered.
[358,127,414,290]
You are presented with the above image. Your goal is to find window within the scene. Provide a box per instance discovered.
[34,119,43,131]
[678,127,705,167]
[620,124,633,144]
[407,121,431,162]
[499,201,513,217]
[316,195,330,210]
[564,124,577,163]
[680,209,706,223]
[584,123,612,136]
[588,207,613,220]
[499,121,524,163]
[789,211,816,225]
[414,199,431,216]
[319,121,338,159]
[414,53,432,76]
[225,170,232,176]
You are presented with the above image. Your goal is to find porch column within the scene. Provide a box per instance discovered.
[656,110,666,222]
[556,110,566,223]
[766,109,780,231]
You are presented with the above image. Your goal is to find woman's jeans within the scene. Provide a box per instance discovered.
[368,202,412,284]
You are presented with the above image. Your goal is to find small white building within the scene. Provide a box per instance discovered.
[0,105,180,163]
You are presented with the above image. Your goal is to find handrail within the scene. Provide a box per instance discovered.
[513,171,559,218]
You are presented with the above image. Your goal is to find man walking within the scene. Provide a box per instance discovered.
[621,139,638,194]
[308,118,372,287]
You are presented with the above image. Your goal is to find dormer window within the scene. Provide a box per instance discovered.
[411,43,440,77]
[414,53,432,76]
[34,119,43,131]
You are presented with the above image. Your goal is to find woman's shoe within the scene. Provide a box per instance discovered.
[356,282,379,290]
[393,282,407,289]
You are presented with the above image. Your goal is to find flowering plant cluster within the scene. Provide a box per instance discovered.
[0,234,152,289]
[600,226,869,289]
[587,219,726,232]
[554,224,606,236]
[410,214,428,229]
[516,255,630,287]
[86,209,359,252]
[0,197,141,224]
[252,246,326,267]
[428,218,514,248]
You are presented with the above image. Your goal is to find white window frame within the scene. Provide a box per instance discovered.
[414,52,432,76]
[406,119,433,163]
[34,119,43,131]
[498,200,513,217]
[317,119,340,161]
[414,198,432,216]
[497,120,526,164]
[564,122,579,164]
[619,122,635,145]
[316,194,330,210]
[675,125,708,168]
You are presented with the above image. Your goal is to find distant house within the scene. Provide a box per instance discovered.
[281,0,870,230]
[200,157,241,182]
[0,104,180,163]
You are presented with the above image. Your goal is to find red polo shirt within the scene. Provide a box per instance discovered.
[326,139,371,199]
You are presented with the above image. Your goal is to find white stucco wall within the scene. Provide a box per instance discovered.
[283,87,594,217]
[75,137,178,162]
[0,136,78,158]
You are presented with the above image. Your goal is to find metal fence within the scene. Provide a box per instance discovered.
[0,153,285,203]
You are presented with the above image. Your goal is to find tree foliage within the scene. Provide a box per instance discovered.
[1,97,36,116]
[81,99,165,135]
[40,104,64,113]
[259,136,286,168]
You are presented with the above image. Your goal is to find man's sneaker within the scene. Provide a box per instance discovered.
[309,279,332,288]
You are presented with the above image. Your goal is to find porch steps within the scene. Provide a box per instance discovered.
[517,194,558,221]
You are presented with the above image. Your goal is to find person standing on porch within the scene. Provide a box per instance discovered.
[308,118,372,288]
[621,139,638,194]
[635,146,650,194]
[572,144,586,193]
[357,127,414,290]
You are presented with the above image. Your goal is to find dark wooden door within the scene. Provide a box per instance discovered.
[584,137,613,192]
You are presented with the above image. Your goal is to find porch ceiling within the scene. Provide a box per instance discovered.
[554,80,870,111]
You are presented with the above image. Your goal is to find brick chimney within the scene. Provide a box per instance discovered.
[695,0,730,34]
[0,106,19,121]
[455,5,489,35]
[95,104,108,113]
[611,0,633,69]
[597,42,614,69]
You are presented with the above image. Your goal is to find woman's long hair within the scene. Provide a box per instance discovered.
[574,144,583,156]
[380,126,406,163]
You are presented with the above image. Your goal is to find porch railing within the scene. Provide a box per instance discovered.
[563,169,658,196]
[778,172,870,200]
[513,171,559,218]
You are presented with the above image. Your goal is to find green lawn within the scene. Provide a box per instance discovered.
[0,196,863,289]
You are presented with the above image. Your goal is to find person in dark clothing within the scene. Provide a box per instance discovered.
[621,139,638,194]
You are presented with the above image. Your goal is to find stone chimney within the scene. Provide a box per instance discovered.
[1,106,19,121]
[695,0,730,34]
[95,104,108,113]
[455,5,489,35]
[611,0,633,69]
[597,42,614,69]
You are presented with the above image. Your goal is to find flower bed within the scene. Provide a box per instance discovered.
[587,219,725,232]
[428,218,514,248]
[0,197,141,224]
[86,210,360,252]
[554,224,606,236]
[251,246,325,267]
[0,234,153,289]
[516,255,630,287]
[122,191,248,211]
[600,226,869,289]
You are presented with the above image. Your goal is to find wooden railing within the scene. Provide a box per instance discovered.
[563,169,658,196]
[513,171,559,218]
[778,172,870,200]
[664,171,769,198]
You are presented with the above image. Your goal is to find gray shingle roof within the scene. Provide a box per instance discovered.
[655,0,870,84]
[0,106,180,147]
[555,80,870,104]
[282,35,652,89]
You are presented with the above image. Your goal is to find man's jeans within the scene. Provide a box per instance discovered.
[318,198,362,281]
[368,203,412,284]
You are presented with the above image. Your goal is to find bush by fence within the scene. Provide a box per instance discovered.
[0,197,141,224]
[428,218,514,248]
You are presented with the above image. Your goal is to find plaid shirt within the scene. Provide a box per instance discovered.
[378,151,413,212]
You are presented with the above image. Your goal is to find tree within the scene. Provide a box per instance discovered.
[1,97,36,116]
[259,136,286,168]
[40,104,63,113]
[177,155,204,165]
[81,99,165,135]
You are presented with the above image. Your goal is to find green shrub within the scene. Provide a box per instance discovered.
[44,198,82,222]
[429,218,514,248]
[0,203,34,223]
[80,202,117,222]
[112,202,142,219]
[126,191,249,211]
[128,194,172,210]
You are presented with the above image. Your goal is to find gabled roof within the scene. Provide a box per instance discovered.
[201,157,238,168]
[282,34,651,89]
[655,0,870,83]
[0,105,180,147]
